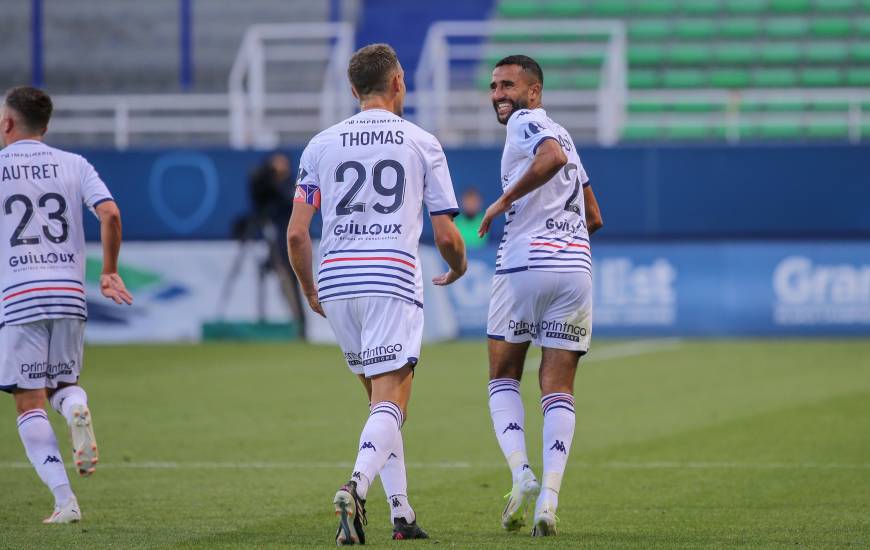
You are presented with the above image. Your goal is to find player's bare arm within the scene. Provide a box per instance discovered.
[583,185,603,234]
[431,214,467,286]
[95,199,132,305]
[478,138,567,236]
[286,202,324,317]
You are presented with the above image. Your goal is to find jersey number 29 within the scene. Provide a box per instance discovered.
[335,159,405,216]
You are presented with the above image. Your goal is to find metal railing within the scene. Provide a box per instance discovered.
[228,22,356,149]
[415,19,628,146]
[628,88,870,143]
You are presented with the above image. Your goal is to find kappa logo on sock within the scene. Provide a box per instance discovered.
[43,455,61,465]
[522,464,530,470]
[549,440,567,454]
[502,422,524,433]
[388,452,398,459]
[352,471,362,481]
[392,497,401,508]
[360,441,377,452]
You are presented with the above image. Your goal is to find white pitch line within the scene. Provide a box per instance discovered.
[1,460,867,470]
[584,338,684,363]
[524,338,684,369]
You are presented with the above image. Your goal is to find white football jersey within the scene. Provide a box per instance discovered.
[1,140,112,326]
[294,108,459,307]
[496,108,591,276]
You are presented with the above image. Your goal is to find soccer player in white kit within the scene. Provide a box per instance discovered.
[478,56,604,536]
[0,87,132,524]
[287,44,467,545]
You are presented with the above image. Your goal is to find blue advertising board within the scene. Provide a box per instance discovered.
[77,145,870,241]
[445,242,870,337]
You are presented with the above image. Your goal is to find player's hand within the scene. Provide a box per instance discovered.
[100,273,133,305]
[306,293,325,317]
[478,196,510,237]
[432,268,464,286]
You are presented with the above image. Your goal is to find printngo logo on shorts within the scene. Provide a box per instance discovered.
[360,343,403,366]
[20,360,76,380]
[508,320,536,337]
[540,320,586,342]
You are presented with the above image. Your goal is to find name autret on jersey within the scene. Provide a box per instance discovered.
[2,163,60,182]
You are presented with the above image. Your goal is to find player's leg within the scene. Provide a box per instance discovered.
[354,372,419,530]
[532,271,592,536]
[486,273,540,531]
[46,319,96,477]
[15,388,80,523]
[3,321,79,524]
[533,348,581,536]
[335,364,412,545]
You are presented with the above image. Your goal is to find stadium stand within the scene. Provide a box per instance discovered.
[490,0,870,141]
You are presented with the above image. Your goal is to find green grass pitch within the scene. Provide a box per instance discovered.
[1,339,868,548]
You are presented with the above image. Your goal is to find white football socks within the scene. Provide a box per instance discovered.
[17,409,75,507]
[538,393,576,511]
[488,378,531,482]
[379,429,415,522]
[351,401,403,500]
[49,385,88,425]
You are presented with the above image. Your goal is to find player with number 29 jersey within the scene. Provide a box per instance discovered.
[294,108,459,308]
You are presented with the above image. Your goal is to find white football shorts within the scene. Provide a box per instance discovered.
[0,318,85,393]
[322,296,424,378]
[487,270,592,353]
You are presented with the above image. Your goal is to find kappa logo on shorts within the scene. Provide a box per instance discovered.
[540,320,587,342]
[360,343,403,366]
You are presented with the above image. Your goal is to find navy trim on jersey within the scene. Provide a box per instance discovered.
[324,248,416,259]
[529,265,592,273]
[533,235,589,244]
[3,311,87,324]
[318,280,416,295]
[4,302,86,316]
[319,289,424,308]
[3,294,86,310]
[91,197,115,208]
[318,264,415,278]
[494,266,529,275]
[430,208,459,218]
[583,180,591,188]
[3,279,82,293]
[487,333,506,341]
[318,271,415,286]
[532,136,558,155]
[529,255,591,263]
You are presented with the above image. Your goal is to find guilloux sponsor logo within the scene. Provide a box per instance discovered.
[773,256,870,325]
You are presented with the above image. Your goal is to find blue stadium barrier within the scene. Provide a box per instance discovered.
[446,242,870,337]
[80,145,870,241]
